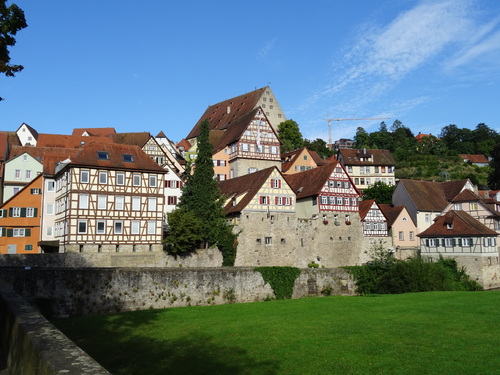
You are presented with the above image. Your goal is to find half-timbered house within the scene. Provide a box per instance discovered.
[53,141,167,253]
[281,147,327,174]
[358,200,389,238]
[284,162,361,221]
[418,210,500,289]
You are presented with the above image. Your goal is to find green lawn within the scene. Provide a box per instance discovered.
[53,292,500,375]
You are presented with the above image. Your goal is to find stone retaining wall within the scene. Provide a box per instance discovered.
[0,280,110,375]
[0,267,354,318]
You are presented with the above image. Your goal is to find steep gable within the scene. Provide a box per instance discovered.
[72,127,116,137]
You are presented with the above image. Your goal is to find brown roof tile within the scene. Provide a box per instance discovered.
[358,199,376,220]
[187,87,266,140]
[398,179,456,211]
[284,162,340,199]
[338,148,395,166]
[111,132,151,147]
[37,134,114,148]
[65,141,166,173]
[219,166,277,214]
[418,210,498,237]
[460,154,489,163]
[378,204,408,226]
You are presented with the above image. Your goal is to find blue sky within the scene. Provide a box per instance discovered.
[1,0,499,143]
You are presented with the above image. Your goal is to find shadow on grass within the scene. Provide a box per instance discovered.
[55,310,280,375]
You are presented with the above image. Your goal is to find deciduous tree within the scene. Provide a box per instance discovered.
[362,181,395,205]
[278,119,303,153]
[0,0,27,100]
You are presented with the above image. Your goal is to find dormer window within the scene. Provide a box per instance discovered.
[122,154,134,162]
[97,151,109,160]
[446,223,453,229]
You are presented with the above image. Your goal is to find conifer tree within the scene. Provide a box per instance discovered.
[177,119,227,247]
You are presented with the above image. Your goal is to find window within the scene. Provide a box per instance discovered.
[410,231,415,241]
[78,220,87,234]
[133,174,141,186]
[328,196,335,205]
[115,196,124,210]
[114,221,123,234]
[99,171,108,184]
[347,166,353,173]
[271,179,281,188]
[96,220,106,234]
[425,214,431,223]
[25,245,33,251]
[131,221,140,234]
[13,228,25,237]
[14,169,21,179]
[97,151,109,160]
[428,238,437,247]
[168,196,177,205]
[241,143,249,152]
[122,154,133,162]
[26,207,35,217]
[303,155,308,161]
[360,167,365,174]
[30,188,41,195]
[365,167,371,174]
[12,207,21,217]
[445,238,454,247]
[265,237,272,245]
[470,203,478,210]
[148,221,156,235]
[22,154,28,161]
[116,173,125,185]
[354,178,359,185]
[97,195,107,210]
[321,196,328,205]
[25,170,32,179]
[79,194,89,209]
[461,238,472,247]
[46,203,54,215]
[47,180,55,191]
[149,175,157,187]
[132,197,141,211]
[388,166,393,173]
[46,226,53,236]
[336,197,343,205]
[270,146,279,154]
[260,196,270,205]
[81,170,89,183]
[375,166,379,173]
[484,237,496,247]
[365,222,371,231]
[148,197,156,211]
[248,168,258,174]
[454,203,462,210]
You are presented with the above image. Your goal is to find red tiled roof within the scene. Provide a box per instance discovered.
[0,133,8,161]
[378,204,408,226]
[338,148,395,166]
[177,139,192,152]
[460,154,489,164]
[415,133,440,142]
[451,189,481,202]
[37,133,114,148]
[219,167,277,214]
[187,87,266,140]
[418,210,498,237]
[284,162,340,199]
[72,127,116,137]
[64,141,166,173]
[358,199,376,220]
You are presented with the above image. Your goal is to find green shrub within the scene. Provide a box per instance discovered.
[347,255,482,295]
[254,266,301,300]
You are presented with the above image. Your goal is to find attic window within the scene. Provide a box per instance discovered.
[122,154,134,162]
[446,223,453,229]
[97,151,109,160]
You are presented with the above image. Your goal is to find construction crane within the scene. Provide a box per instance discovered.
[323,117,390,145]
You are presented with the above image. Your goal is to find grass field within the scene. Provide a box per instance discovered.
[54,292,500,375]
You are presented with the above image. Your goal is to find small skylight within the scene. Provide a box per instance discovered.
[122,154,134,162]
[97,151,109,160]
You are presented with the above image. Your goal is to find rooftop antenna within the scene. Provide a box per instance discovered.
[323,116,390,145]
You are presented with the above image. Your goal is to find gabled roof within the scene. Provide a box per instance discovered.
[187,87,267,140]
[451,189,481,203]
[72,127,116,137]
[42,149,82,176]
[397,179,470,212]
[177,139,192,152]
[415,133,439,142]
[281,147,327,173]
[37,133,113,148]
[111,132,151,147]
[16,123,39,139]
[60,141,166,173]
[338,148,395,166]
[8,145,79,166]
[460,154,489,164]
[219,166,277,214]
[418,210,498,237]
[156,131,167,138]
[378,204,410,227]
[284,162,341,199]
[0,174,43,208]
[358,199,377,220]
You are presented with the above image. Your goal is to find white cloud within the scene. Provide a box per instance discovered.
[257,38,277,60]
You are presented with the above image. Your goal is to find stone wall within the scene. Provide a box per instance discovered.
[0,280,110,375]
[234,212,373,267]
[0,267,355,318]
